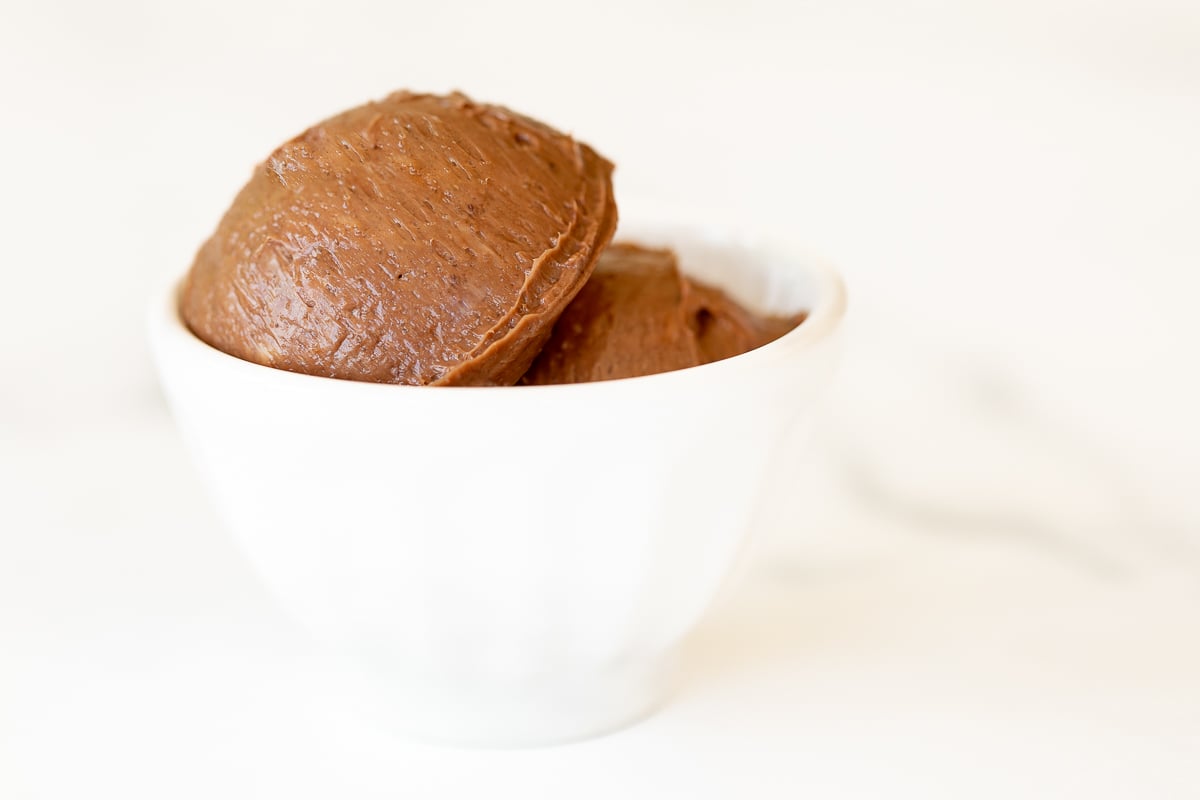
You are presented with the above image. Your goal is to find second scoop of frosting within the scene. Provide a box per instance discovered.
[522,243,806,385]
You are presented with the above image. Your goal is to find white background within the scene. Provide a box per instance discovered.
[1,0,1198,797]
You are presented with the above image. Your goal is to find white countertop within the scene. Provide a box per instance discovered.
[2,1,1197,796]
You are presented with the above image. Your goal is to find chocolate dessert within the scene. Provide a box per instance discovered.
[181,91,616,386]
[522,243,806,385]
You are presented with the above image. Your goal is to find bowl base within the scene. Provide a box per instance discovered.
[344,651,678,748]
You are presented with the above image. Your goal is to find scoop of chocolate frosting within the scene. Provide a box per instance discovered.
[181,91,617,386]
[522,243,806,385]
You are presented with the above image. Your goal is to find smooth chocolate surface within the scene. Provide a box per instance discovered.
[522,243,806,385]
[181,91,616,386]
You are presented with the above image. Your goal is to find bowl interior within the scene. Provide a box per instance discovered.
[613,219,839,325]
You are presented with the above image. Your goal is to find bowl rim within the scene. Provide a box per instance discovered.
[149,222,847,395]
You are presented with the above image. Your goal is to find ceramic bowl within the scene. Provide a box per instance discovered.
[148,217,846,746]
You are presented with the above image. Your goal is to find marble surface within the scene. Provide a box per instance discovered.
[2,0,1198,796]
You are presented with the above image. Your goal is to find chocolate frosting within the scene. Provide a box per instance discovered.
[522,243,806,385]
[180,91,617,386]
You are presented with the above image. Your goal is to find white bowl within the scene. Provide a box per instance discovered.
[148,218,846,746]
